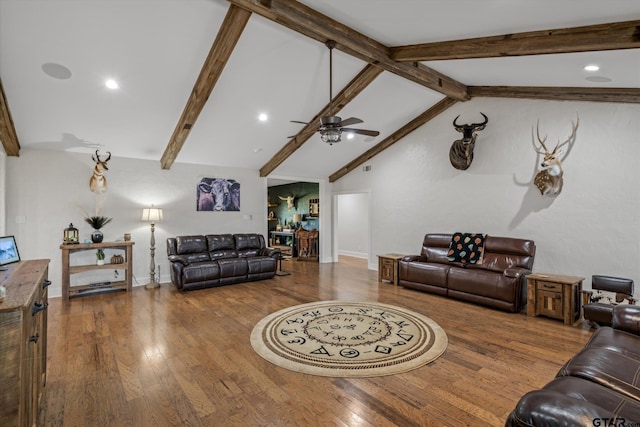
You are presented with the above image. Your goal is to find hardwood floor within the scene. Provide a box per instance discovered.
[41,256,593,426]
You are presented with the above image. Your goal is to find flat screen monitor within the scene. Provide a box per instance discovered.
[0,236,21,266]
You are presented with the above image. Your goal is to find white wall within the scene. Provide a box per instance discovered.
[6,149,267,297]
[336,192,369,259]
[332,97,640,297]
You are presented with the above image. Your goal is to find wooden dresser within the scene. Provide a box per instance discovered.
[0,259,50,426]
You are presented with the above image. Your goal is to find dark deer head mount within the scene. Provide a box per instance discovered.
[449,112,488,170]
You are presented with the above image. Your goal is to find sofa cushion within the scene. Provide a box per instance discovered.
[420,234,451,262]
[400,261,449,288]
[207,234,238,260]
[448,267,517,303]
[217,258,248,278]
[176,235,208,254]
[246,256,276,274]
[182,262,220,284]
[236,234,265,257]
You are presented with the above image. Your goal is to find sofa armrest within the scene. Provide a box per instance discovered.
[612,305,640,336]
[262,247,282,258]
[401,255,421,263]
[503,267,529,279]
[168,255,190,266]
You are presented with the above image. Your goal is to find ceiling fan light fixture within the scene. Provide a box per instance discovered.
[321,129,341,144]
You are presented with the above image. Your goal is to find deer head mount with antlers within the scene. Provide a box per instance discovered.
[532,116,579,197]
[449,113,488,170]
[89,150,111,194]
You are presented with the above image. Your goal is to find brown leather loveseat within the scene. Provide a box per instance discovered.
[166,233,280,291]
[398,233,535,312]
[507,305,640,425]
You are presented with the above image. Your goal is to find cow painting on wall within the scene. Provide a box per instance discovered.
[197,178,240,211]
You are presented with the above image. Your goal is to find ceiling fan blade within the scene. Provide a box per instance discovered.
[341,128,380,137]
[339,117,363,127]
[290,120,309,125]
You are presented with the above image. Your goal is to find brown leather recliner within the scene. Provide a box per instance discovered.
[506,305,640,425]
[582,275,635,327]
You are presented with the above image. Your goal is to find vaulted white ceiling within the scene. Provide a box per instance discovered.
[1,0,639,181]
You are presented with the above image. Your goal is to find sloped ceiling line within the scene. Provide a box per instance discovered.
[160,4,252,170]
[259,64,384,177]
[329,97,459,182]
[0,78,20,156]
[390,19,640,61]
[228,0,469,101]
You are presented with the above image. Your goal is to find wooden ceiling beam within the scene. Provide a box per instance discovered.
[228,0,468,101]
[329,97,458,182]
[468,86,640,104]
[160,4,251,170]
[391,20,640,61]
[0,78,20,156]
[260,64,384,177]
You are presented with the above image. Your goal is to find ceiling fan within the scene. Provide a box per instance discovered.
[289,40,380,145]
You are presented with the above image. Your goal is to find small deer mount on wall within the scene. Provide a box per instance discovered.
[532,116,579,197]
[89,150,111,194]
[449,113,488,170]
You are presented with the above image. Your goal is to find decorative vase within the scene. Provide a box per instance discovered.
[91,229,104,243]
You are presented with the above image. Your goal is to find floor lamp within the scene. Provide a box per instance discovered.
[141,206,163,289]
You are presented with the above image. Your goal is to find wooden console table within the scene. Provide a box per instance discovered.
[60,241,134,299]
[527,273,584,325]
[0,259,50,426]
[378,253,404,285]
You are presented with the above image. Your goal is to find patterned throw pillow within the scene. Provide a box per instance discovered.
[447,233,485,265]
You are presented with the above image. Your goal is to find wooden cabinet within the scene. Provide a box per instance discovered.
[527,273,584,325]
[377,253,404,285]
[0,259,50,426]
[60,241,134,299]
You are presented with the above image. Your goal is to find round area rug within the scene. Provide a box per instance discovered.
[250,300,448,377]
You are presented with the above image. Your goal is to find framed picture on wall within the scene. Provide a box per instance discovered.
[0,235,21,266]
[196,177,240,211]
[309,198,319,217]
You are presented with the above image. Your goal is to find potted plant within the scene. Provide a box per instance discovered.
[84,216,112,243]
[96,249,105,265]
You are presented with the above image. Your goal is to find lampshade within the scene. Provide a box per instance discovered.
[293,214,302,223]
[141,207,163,222]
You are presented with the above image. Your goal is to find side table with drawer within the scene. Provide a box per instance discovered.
[377,253,404,285]
[527,273,585,325]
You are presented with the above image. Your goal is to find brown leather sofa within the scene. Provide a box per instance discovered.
[398,233,535,312]
[166,233,280,291]
[507,305,640,425]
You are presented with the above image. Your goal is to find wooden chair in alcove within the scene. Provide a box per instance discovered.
[582,275,635,327]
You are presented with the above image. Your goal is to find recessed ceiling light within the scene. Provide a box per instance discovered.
[105,79,119,89]
[346,133,355,140]
[258,113,268,122]
[253,148,263,153]
[584,64,600,72]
